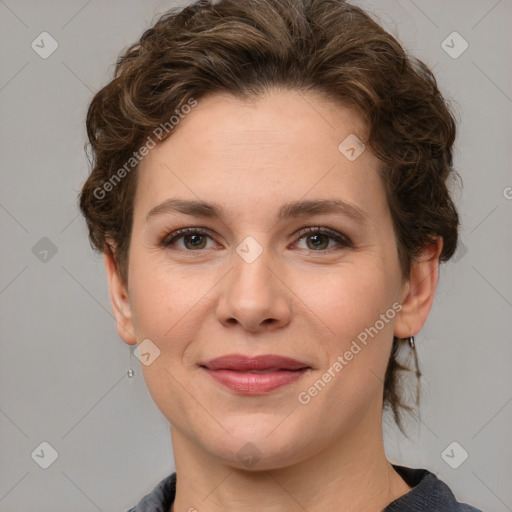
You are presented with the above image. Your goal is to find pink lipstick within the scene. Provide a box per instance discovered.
[199,354,311,395]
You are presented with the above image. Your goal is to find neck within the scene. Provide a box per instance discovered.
[169,407,411,512]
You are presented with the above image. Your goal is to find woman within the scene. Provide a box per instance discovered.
[79,0,484,510]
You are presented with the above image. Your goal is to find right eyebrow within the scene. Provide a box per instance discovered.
[146,199,226,222]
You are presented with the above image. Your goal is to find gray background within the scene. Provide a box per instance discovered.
[0,0,510,510]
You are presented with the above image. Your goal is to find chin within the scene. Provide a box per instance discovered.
[196,418,320,471]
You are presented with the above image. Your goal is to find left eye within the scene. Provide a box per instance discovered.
[293,227,352,251]
[161,227,352,252]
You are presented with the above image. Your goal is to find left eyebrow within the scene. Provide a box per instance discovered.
[145,198,368,224]
[277,198,368,224]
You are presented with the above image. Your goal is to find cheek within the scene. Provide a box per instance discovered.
[126,254,222,409]
[299,258,398,338]
[128,251,203,337]
[297,285,397,449]
[127,260,200,420]
[128,241,400,359]
[295,261,398,397]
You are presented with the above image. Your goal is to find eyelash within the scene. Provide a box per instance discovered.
[160,226,353,252]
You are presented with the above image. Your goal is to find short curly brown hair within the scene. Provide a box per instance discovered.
[79,0,459,433]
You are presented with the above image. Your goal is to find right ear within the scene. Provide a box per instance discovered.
[103,244,137,345]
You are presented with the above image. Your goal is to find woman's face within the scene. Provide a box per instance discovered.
[108,89,428,469]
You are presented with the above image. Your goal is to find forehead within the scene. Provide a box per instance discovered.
[133,89,386,224]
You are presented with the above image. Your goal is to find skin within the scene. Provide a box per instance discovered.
[104,89,442,512]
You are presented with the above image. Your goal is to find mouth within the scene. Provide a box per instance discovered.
[199,354,312,394]
[200,353,311,371]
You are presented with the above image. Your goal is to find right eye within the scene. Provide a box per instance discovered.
[161,227,217,251]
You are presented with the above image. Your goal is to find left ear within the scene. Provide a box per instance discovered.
[394,237,443,338]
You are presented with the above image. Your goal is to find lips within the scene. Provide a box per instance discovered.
[200,354,310,372]
[199,354,311,394]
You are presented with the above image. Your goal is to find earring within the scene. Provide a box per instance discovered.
[408,335,421,377]
[407,335,422,404]
[127,345,135,378]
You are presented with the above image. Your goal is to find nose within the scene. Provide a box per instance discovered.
[215,243,292,333]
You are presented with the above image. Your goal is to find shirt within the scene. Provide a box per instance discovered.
[126,464,484,512]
